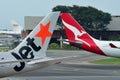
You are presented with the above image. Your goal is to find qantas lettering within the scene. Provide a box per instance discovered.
[11,37,41,72]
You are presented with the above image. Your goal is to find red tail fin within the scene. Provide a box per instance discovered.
[60,13,92,47]
[60,13,105,55]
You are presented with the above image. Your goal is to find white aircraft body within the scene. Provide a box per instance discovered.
[0,20,22,34]
[0,12,71,78]
[61,13,120,58]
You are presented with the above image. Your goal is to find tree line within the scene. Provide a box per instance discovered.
[52,5,111,31]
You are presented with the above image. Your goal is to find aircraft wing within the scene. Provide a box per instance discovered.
[27,56,77,65]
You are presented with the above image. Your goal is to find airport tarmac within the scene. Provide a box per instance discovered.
[1,50,120,80]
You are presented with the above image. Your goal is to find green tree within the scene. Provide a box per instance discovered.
[52,5,111,31]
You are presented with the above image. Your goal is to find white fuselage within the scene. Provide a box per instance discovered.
[93,39,120,57]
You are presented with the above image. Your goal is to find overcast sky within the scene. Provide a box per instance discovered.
[0,0,120,30]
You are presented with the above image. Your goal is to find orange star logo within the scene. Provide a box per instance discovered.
[35,21,52,46]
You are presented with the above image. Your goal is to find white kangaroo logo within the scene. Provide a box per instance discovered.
[77,30,86,37]
[62,20,90,47]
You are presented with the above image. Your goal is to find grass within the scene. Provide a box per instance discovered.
[0,49,10,52]
[48,43,80,50]
[91,58,120,65]
[48,46,80,50]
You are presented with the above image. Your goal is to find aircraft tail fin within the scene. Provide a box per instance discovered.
[11,20,23,34]
[60,13,93,47]
[60,13,106,56]
[11,12,60,59]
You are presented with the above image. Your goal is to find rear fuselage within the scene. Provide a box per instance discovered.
[73,38,120,58]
